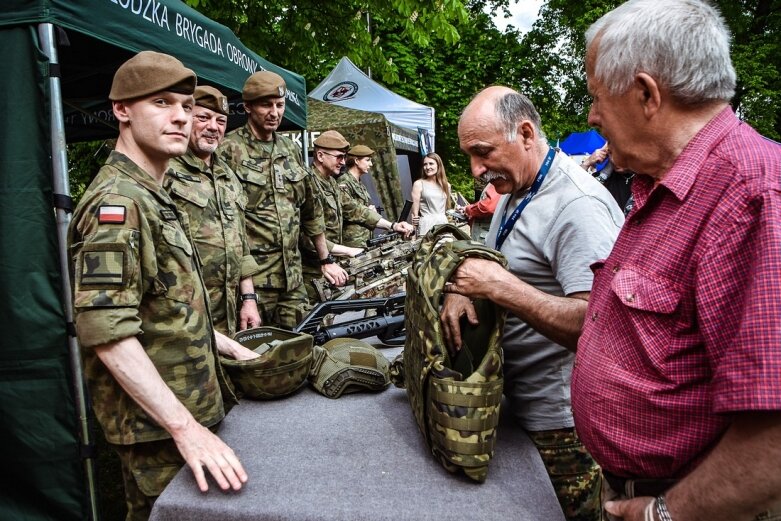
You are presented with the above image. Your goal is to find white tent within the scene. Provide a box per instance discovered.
[310,56,436,148]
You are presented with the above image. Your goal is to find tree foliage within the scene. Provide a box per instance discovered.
[72,1,779,202]
[184,0,471,84]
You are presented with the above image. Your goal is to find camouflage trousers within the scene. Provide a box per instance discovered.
[111,438,184,521]
[527,427,602,521]
[256,283,310,330]
[301,263,324,305]
[602,473,781,521]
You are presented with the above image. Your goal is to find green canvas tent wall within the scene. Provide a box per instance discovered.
[0,2,307,520]
[281,99,420,221]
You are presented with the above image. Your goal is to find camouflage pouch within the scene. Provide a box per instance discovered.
[308,338,390,398]
[402,223,507,483]
[221,327,314,400]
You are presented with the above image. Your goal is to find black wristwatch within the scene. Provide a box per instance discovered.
[319,255,336,265]
[240,293,258,302]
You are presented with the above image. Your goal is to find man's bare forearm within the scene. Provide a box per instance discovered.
[95,337,195,434]
[665,412,781,521]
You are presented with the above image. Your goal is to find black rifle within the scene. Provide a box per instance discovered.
[365,199,413,248]
[294,294,406,346]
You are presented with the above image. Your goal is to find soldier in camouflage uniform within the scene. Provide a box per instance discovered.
[220,72,348,329]
[340,144,379,247]
[166,86,261,337]
[441,87,624,521]
[68,52,259,521]
[300,131,413,302]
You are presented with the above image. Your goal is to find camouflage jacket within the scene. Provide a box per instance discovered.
[300,167,381,264]
[220,126,325,291]
[338,172,376,248]
[68,151,231,445]
[166,150,260,336]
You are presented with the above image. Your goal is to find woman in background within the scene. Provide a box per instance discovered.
[411,153,450,236]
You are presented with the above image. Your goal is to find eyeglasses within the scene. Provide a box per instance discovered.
[320,151,346,162]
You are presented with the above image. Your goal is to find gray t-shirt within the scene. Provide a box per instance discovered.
[486,151,623,431]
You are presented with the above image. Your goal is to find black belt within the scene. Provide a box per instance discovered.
[603,471,677,498]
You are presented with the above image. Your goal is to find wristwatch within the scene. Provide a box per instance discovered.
[240,293,258,302]
[655,495,673,521]
[319,255,336,265]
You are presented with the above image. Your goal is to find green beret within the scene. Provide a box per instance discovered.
[242,71,287,101]
[314,130,350,151]
[194,85,229,116]
[109,51,196,101]
[348,145,374,157]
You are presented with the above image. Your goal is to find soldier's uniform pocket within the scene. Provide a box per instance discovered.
[154,222,196,304]
[124,439,184,498]
[169,180,209,209]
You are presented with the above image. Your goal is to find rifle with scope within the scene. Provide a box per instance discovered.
[311,200,420,302]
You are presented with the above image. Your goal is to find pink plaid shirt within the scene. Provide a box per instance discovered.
[572,107,781,478]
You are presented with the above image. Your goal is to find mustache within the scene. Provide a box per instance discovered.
[480,170,507,183]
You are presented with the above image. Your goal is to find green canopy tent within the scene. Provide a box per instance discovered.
[0,2,307,520]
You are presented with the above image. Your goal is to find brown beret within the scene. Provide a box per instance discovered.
[242,71,287,101]
[314,130,350,151]
[348,145,374,157]
[109,51,196,101]
[194,86,229,116]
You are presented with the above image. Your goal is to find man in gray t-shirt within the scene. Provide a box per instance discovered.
[442,86,623,521]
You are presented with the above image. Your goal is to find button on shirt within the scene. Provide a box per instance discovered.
[572,107,781,479]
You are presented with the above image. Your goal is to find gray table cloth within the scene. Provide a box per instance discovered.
[150,377,565,521]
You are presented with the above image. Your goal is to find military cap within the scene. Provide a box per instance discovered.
[348,145,374,157]
[109,51,196,101]
[242,70,287,101]
[194,85,229,116]
[314,130,350,151]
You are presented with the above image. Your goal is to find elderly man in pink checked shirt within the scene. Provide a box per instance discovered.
[572,1,781,521]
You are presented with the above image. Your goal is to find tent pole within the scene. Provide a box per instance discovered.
[37,22,100,521]
[303,130,310,165]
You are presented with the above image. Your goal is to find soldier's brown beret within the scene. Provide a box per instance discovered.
[109,51,196,101]
[348,145,374,157]
[194,86,229,116]
[314,130,350,151]
[242,71,287,101]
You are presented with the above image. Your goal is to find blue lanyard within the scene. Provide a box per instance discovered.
[495,148,556,251]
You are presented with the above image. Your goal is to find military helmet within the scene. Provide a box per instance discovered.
[308,338,390,399]
[221,327,314,400]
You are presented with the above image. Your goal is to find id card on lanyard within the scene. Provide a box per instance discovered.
[495,148,556,251]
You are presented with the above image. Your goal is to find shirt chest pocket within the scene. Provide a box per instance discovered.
[155,223,196,303]
[611,268,683,366]
[169,182,209,209]
[236,160,270,209]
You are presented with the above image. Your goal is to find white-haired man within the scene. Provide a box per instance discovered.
[573,1,781,520]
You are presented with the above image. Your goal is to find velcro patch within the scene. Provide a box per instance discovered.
[98,205,126,224]
[81,250,125,285]
[160,208,178,221]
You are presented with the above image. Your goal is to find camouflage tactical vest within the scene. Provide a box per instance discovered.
[397,223,507,482]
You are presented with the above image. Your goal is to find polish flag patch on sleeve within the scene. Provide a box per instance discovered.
[98,205,126,224]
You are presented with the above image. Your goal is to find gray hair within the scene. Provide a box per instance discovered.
[495,91,547,143]
[586,0,736,105]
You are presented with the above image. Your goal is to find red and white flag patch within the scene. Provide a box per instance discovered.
[98,205,126,224]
